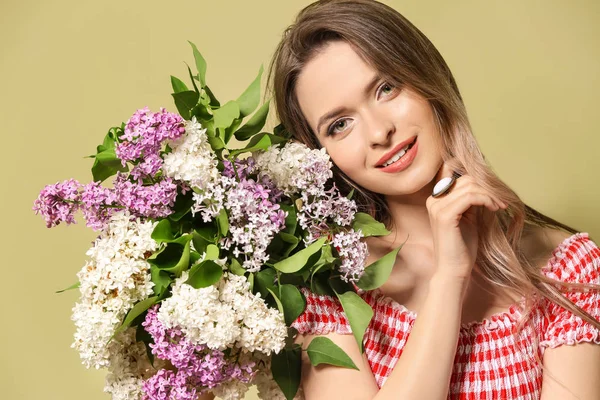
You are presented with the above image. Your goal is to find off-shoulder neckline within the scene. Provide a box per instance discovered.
[367,232,591,334]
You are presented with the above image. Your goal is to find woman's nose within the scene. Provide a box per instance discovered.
[364,108,395,147]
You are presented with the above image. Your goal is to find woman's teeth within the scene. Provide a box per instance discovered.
[382,142,413,167]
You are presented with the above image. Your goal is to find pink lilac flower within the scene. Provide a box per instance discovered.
[141,306,256,399]
[114,173,177,219]
[79,181,120,231]
[331,229,369,283]
[221,178,287,272]
[222,158,256,181]
[33,179,81,228]
[297,184,357,243]
[115,107,185,179]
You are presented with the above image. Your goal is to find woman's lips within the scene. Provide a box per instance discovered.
[377,138,418,173]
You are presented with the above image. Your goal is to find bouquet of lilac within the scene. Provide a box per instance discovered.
[34,43,401,400]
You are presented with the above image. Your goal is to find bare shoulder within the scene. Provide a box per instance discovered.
[521,225,575,266]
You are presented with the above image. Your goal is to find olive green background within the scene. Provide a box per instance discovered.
[2,1,598,399]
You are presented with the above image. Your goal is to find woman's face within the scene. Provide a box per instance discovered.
[295,40,444,198]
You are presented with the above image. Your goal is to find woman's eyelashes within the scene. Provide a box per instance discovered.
[325,81,397,137]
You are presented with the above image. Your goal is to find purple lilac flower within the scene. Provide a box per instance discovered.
[79,181,120,231]
[141,306,256,399]
[115,107,185,179]
[331,229,369,283]
[298,184,357,243]
[114,173,177,219]
[33,179,81,228]
[221,178,287,272]
[130,153,164,181]
[222,158,256,181]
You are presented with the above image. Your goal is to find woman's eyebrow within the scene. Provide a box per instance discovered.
[315,74,381,134]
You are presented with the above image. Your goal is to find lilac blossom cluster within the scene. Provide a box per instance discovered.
[331,229,369,283]
[141,305,255,400]
[296,185,357,243]
[33,176,177,231]
[220,172,287,273]
[253,141,332,197]
[116,107,186,180]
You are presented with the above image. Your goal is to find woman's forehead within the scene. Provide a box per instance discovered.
[295,41,378,129]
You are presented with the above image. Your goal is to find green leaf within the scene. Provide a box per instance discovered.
[267,288,285,315]
[216,208,229,237]
[229,132,273,157]
[207,134,225,151]
[213,100,240,130]
[310,273,335,297]
[55,282,80,294]
[280,203,297,235]
[186,63,199,93]
[271,345,302,400]
[334,291,373,353]
[151,219,174,244]
[234,100,271,141]
[204,85,220,108]
[170,76,189,93]
[356,245,403,291]
[236,65,263,117]
[255,268,277,298]
[186,260,223,289]
[346,188,355,199]
[306,337,359,370]
[188,41,207,87]
[172,90,200,120]
[280,284,306,326]
[149,240,191,276]
[136,325,155,367]
[113,296,159,337]
[279,232,300,258]
[229,257,246,276]
[169,190,195,222]
[150,265,171,296]
[352,212,390,237]
[224,118,242,144]
[91,148,128,182]
[273,237,326,273]
[205,244,220,260]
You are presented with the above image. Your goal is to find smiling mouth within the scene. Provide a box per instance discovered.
[376,137,418,168]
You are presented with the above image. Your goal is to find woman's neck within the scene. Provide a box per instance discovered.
[383,179,436,247]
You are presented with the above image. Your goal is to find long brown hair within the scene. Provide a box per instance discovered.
[267,0,600,340]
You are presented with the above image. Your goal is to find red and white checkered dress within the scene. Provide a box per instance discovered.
[292,232,600,399]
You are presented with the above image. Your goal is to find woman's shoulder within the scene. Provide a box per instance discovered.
[522,226,599,281]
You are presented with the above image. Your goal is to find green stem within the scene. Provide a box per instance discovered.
[61,199,125,209]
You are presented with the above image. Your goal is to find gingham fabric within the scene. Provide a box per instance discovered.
[292,232,600,399]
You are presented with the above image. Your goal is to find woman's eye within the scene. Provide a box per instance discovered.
[377,82,395,98]
[327,119,349,136]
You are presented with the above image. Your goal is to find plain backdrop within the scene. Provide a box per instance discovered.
[2,1,599,399]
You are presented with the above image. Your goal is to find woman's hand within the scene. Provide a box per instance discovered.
[426,161,507,283]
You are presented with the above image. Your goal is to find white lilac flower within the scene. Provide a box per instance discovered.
[157,271,240,350]
[190,175,230,223]
[331,229,369,283]
[70,211,158,369]
[157,271,287,355]
[103,327,160,400]
[218,274,287,355]
[211,379,251,400]
[253,141,332,196]
[163,117,220,191]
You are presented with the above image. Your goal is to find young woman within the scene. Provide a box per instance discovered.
[268,0,600,399]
